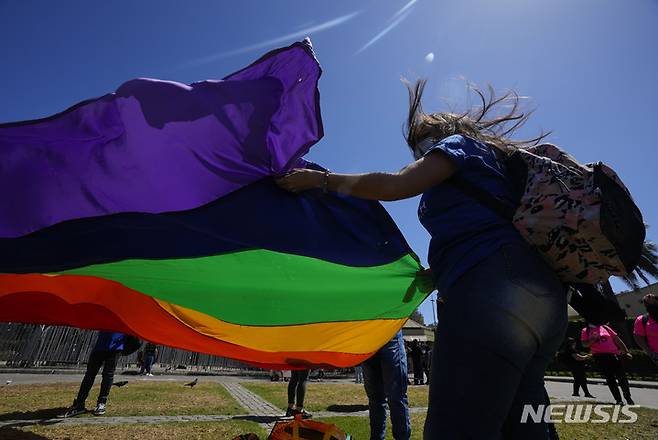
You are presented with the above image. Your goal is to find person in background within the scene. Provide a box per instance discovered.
[581,323,634,405]
[558,337,594,398]
[64,331,125,417]
[140,342,158,376]
[286,369,312,418]
[409,339,424,385]
[354,364,364,384]
[422,341,432,385]
[633,294,658,367]
[361,330,411,440]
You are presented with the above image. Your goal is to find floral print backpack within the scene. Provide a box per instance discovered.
[453,143,645,284]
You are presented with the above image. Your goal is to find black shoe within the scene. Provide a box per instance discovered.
[571,393,580,397]
[293,409,312,419]
[584,394,595,398]
[285,407,294,417]
[615,400,624,406]
[626,397,635,405]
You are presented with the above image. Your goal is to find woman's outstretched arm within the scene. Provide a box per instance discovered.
[275,151,456,201]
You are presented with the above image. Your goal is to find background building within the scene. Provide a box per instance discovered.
[402,319,434,343]
[616,282,658,317]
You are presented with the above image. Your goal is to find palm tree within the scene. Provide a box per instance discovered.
[616,240,658,290]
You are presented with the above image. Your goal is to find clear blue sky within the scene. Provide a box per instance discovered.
[2,0,657,324]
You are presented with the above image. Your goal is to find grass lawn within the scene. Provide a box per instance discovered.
[0,381,244,419]
[2,380,657,439]
[0,420,268,440]
[320,406,658,440]
[241,381,429,412]
[554,405,658,440]
[318,413,426,440]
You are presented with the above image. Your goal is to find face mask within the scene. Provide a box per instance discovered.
[414,138,437,160]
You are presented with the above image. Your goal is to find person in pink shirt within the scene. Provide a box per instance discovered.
[581,323,634,405]
[633,294,658,366]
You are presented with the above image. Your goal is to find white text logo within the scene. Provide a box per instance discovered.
[520,404,639,424]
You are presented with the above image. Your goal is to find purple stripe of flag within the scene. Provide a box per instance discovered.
[0,39,322,238]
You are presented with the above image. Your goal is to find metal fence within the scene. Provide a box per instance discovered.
[0,323,251,371]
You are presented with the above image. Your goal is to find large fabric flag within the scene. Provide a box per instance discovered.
[0,40,429,369]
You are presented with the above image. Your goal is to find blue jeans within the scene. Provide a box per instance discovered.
[363,330,411,440]
[424,242,568,439]
[355,365,364,383]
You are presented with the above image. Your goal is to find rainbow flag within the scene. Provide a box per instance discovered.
[0,40,429,369]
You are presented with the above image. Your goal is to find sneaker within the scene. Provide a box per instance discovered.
[626,397,635,405]
[147,373,154,377]
[584,394,596,398]
[293,408,312,419]
[285,407,294,417]
[63,406,86,418]
[93,403,106,416]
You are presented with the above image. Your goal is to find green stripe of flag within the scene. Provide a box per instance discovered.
[58,249,427,326]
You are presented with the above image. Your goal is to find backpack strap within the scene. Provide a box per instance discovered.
[448,176,516,221]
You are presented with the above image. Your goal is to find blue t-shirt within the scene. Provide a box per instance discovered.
[418,134,523,293]
[94,331,125,352]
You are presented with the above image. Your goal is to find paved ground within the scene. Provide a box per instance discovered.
[546,380,658,408]
[222,382,283,431]
[0,372,656,430]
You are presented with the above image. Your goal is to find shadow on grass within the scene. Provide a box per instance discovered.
[232,415,283,424]
[0,407,69,422]
[0,426,52,439]
[326,404,369,413]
